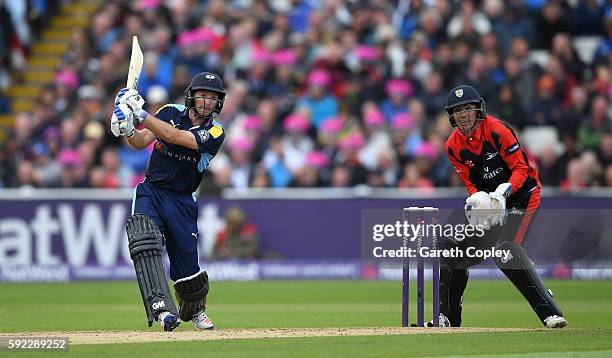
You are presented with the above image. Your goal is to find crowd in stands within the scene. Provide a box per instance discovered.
[1,0,611,193]
[0,0,61,113]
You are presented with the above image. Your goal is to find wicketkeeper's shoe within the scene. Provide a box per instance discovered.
[426,313,451,327]
[159,311,181,332]
[544,315,567,328]
[193,310,214,330]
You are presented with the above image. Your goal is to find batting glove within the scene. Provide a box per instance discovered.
[117,88,149,122]
[110,103,135,138]
[114,88,129,106]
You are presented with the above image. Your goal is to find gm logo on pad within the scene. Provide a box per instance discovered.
[152,301,165,310]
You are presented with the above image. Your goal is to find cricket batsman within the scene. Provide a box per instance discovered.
[434,84,567,328]
[110,72,226,331]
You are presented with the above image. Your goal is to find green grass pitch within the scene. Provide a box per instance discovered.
[1,279,611,357]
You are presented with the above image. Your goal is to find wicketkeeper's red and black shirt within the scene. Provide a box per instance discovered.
[445,115,541,198]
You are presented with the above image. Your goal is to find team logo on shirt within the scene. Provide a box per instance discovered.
[155,140,168,155]
[482,166,503,179]
[155,140,198,163]
[198,129,210,142]
[485,152,499,160]
[509,207,525,215]
[455,88,463,97]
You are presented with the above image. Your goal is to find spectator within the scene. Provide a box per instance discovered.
[213,207,259,260]
[537,145,563,186]
[296,69,338,129]
[146,85,169,114]
[570,0,605,35]
[419,70,447,117]
[226,137,254,189]
[535,1,571,49]
[250,165,270,188]
[380,78,412,122]
[336,130,368,186]
[494,1,536,56]
[605,165,612,187]
[530,74,562,126]
[596,132,612,167]
[551,33,586,81]
[560,158,586,192]
[16,160,34,188]
[490,84,528,130]
[503,55,537,119]
[330,166,351,187]
[398,162,433,188]
[454,52,498,106]
[560,86,590,136]
[0,89,9,113]
[578,96,611,151]
[100,147,134,188]
[446,0,491,40]
[280,112,313,173]
[593,10,612,63]
[359,105,392,171]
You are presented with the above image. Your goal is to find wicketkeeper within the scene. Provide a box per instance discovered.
[434,85,567,328]
[110,72,226,331]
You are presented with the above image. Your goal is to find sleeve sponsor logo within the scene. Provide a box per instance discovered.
[209,126,223,139]
[505,143,520,155]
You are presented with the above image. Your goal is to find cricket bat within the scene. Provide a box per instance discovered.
[126,36,143,90]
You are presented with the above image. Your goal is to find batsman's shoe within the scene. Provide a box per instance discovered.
[193,311,214,330]
[426,313,451,327]
[159,311,181,332]
[544,315,567,328]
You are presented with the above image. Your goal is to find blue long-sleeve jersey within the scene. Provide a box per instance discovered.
[145,104,224,193]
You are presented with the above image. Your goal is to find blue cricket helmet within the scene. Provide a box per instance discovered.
[184,72,226,114]
[445,85,486,128]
